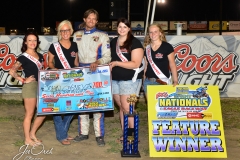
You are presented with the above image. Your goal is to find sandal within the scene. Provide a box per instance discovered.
[30,137,42,143]
[61,139,71,145]
[25,140,41,147]
[67,136,74,140]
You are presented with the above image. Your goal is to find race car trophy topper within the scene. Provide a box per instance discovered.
[121,94,141,157]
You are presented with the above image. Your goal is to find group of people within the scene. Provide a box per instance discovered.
[9,8,178,147]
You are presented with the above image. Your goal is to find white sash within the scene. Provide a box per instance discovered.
[116,38,145,82]
[53,42,71,69]
[22,53,43,70]
[146,44,171,84]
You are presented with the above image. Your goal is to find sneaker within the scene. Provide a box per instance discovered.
[96,136,105,147]
[73,134,89,142]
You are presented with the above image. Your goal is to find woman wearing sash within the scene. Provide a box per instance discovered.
[9,32,45,146]
[109,18,144,142]
[143,23,178,98]
[48,20,79,145]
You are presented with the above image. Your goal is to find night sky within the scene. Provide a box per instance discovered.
[0,0,239,34]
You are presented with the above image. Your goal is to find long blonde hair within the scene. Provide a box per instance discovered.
[57,20,74,40]
[143,23,166,49]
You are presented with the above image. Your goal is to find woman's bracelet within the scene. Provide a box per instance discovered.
[116,61,118,66]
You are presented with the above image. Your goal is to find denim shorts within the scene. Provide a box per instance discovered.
[143,78,160,94]
[112,79,142,96]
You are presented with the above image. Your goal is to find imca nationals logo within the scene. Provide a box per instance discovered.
[155,86,211,119]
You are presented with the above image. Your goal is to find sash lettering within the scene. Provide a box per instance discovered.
[22,53,43,70]
[116,38,145,82]
[53,42,71,69]
[146,45,170,84]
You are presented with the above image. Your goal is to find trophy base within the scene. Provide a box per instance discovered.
[121,150,141,158]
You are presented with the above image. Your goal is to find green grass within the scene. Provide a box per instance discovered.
[105,118,119,124]
[221,99,240,129]
[13,140,24,147]
[0,116,24,122]
[109,127,121,133]
[136,101,147,112]
[0,98,23,105]
[106,140,121,153]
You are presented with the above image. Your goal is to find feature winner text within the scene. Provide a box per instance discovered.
[151,120,224,152]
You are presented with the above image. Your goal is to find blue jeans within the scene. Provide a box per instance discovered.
[53,114,73,141]
[143,78,159,94]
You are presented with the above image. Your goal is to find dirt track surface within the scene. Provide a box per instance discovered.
[0,103,240,160]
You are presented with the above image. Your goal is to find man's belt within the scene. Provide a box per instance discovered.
[147,77,167,85]
[79,63,91,67]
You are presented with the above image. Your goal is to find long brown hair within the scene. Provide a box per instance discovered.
[21,32,40,53]
[117,18,134,53]
[143,23,166,49]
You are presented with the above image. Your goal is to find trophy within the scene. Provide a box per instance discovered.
[121,94,141,157]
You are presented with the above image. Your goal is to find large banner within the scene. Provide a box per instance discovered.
[37,66,113,115]
[111,21,117,30]
[131,21,144,31]
[209,21,227,30]
[167,36,240,97]
[228,21,240,30]
[96,22,112,31]
[170,21,188,30]
[0,27,5,35]
[1,35,240,97]
[147,85,227,158]
[188,21,207,30]
[153,21,168,30]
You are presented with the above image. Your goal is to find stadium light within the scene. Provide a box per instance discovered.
[145,0,167,35]
[158,0,165,3]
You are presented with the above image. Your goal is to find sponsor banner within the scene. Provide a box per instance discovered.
[209,21,227,30]
[131,21,144,31]
[168,36,240,97]
[188,21,207,30]
[229,21,240,30]
[1,35,240,97]
[112,21,117,30]
[96,22,111,31]
[0,27,6,35]
[147,85,227,158]
[37,65,113,115]
[153,21,168,30]
[74,21,84,30]
[170,21,188,30]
